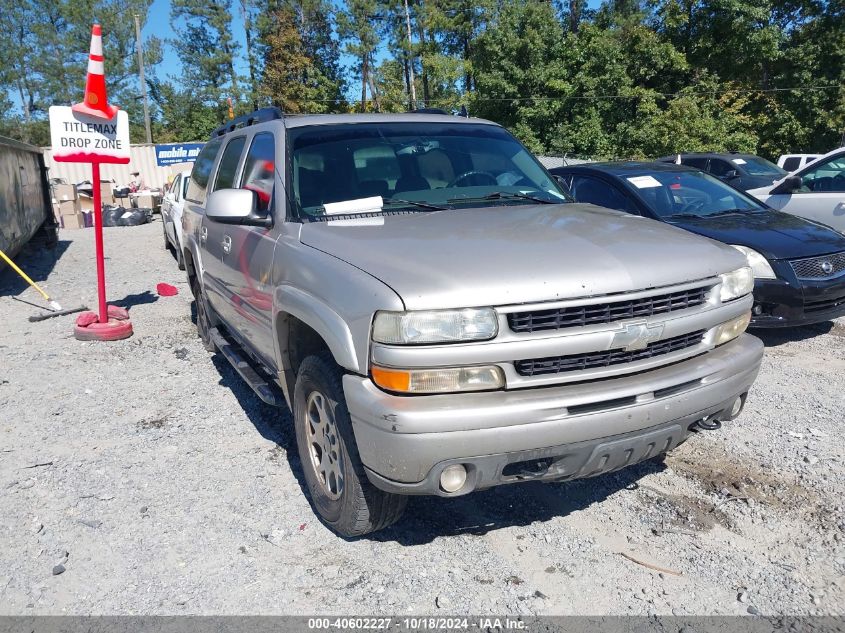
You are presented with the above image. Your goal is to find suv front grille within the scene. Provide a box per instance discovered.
[508,287,709,333]
[789,252,845,280]
[515,330,706,377]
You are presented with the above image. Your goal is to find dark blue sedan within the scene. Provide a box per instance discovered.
[551,162,845,328]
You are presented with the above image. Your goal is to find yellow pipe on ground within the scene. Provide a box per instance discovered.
[0,248,62,311]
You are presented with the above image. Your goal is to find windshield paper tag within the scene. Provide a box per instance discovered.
[327,217,385,227]
[627,176,662,189]
[732,158,747,165]
[323,196,383,215]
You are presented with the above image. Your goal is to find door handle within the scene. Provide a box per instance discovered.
[200,226,207,243]
[222,235,232,254]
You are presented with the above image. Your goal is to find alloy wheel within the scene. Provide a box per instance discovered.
[305,390,345,500]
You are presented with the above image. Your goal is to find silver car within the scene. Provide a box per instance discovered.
[181,109,763,537]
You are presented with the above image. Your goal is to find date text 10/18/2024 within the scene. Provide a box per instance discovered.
[307,618,528,631]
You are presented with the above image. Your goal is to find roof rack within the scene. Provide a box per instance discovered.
[408,108,450,115]
[210,107,284,139]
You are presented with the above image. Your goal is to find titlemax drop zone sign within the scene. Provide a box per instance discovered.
[49,106,130,164]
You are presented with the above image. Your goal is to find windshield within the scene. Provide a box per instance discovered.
[287,122,569,217]
[733,156,787,178]
[621,170,768,219]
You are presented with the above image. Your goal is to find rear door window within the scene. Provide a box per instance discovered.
[571,175,635,213]
[782,157,801,172]
[186,138,222,203]
[708,159,735,177]
[682,157,709,170]
[213,136,247,191]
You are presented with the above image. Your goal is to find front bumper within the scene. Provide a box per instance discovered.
[750,275,845,328]
[344,334,763,495]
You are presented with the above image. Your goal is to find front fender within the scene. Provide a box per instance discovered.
[274,285,359,372]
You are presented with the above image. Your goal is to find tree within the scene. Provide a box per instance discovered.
[259,0,345,113]
[337,0,380,111]
[0,0,161,145]
[171,0,241,118]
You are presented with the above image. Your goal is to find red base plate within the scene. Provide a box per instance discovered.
[74,305,133,341]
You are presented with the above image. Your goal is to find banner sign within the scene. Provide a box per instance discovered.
[155,143,204,166]
[48,106,130,164]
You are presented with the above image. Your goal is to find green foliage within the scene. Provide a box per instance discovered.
[0,0,841,155]
[259,0,345,113]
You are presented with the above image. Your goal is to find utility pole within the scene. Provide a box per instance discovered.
[403,0,417,108]
[134,14,152,144]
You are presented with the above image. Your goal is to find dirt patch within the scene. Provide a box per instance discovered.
[665,446,823,515]
[137,416,167,430]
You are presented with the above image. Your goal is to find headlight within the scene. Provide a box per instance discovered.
[719,266,754,302]
[372,308,498,345]
[371,364,505,394]
[730,245,776,279]
[713,312,751,345]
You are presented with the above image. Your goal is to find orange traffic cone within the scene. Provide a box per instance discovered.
[72,24,118,120]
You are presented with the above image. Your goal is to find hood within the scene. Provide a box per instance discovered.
[299,204,747,310]
[665,211,845,261]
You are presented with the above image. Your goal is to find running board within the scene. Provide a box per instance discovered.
[209,327,285,407]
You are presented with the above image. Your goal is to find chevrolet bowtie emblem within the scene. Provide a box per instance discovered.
[611,321,665,351]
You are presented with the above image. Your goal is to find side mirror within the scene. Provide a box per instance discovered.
[720,170,739,180]
[205,188,272,227]
[771,175,802,195]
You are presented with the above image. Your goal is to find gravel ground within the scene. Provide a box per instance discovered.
[1,220,843,616]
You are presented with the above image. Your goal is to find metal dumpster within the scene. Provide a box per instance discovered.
[0,136,56,261]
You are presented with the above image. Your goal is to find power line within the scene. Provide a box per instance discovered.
[294,82,842,105]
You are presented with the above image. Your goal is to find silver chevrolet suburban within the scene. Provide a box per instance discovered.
[181,108,763,537]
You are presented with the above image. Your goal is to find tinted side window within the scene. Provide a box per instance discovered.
[708,159,734,177]
[682,157,709,170]
[782,157,801,172]
[186,139,222,203]
[213,136,247,191]
[801,155,845,193]
[570,175,633,212]
[240,133,275,214]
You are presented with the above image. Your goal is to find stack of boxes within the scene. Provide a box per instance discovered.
[52,183,85,230]
[52,181,117,229]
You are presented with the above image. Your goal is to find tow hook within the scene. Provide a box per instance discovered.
[693,394,746,431]
[694,416,722,431]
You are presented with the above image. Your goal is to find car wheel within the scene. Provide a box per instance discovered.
[191,278,215,352]
[294,353,407,537]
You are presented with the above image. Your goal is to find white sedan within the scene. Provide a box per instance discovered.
[161,169,191,270]
[748,147,845,233]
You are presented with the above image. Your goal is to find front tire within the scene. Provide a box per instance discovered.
[294,353,407,537]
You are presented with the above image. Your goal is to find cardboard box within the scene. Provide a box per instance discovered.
[56,199,81,216]
[99,180,115,204]
[78,194,94,212]
[134,193,154,209]
[61,211,85,230]
[53,183,77,201]
[115,196,132,209]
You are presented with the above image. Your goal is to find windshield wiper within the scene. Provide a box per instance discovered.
[382,197,447,211]
[665,213,706,220]
[447,191,560,205]
[704,209,750,217]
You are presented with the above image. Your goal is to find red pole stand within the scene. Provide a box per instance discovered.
[73,161,133,341]
[92,162,108,323]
